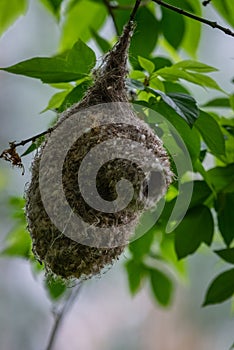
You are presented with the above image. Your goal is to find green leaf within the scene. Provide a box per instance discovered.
[215,193,234,246]
[175,205,214,259]
[149,75,165,91]
[127,7,160,65]
[0,0,28,36]
[167,92,199,126]
[58,80,91,112]
[39,0,63,19]
[138,56,155,74]
[149,268,173,306]
[147,88,199,127]
[195,111,225,156]
[50,83,74,90]
[150,56,172,70]
[21,143,37,157]
[160,235,186,277]
[1,196,31,258]
[129,227,155,260]
[203,268,234,306]
[41,90,72,112]
[8,196,26,221]
[207,164,234,193]
[1,225,31,258]
[211,0,234,27]
[164,81,190,94]
[126,78,145,91]
[45,276,67,300]
[1,39,96,83]
[203,97,231,108]
[188,181,212,208]
[215,248,234,265]
[149,100,201,163]
[125,260,146,295]
[66,40,96,75]
[161,7,185,48]
[230,94,234,111]
[156,66,223,91]
[60,0,106,51]
[189,73,223,91]
[173,60,218,73]
[90,29,111,53]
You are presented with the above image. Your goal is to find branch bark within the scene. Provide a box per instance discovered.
[45,283,82,350]
[202,0,212,6]
[152,0,234,38]
[103,0,120,36]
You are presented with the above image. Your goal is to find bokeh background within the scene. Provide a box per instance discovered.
[0,1,234,349]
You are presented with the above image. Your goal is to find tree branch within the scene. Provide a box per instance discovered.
[110,1,149,11]
[202,0,212,6]
[152,0,234,38]
[129,0,142,21]
[0,127,53,172]
[103,0,120,36]
[45,283,82,350]
[14,128,53,148]
[104,0,143,35]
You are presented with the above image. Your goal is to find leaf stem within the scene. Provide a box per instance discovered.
[152,0,234,38]
[45,283,82,350]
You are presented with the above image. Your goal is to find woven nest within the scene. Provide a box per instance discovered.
[25,22,173,280]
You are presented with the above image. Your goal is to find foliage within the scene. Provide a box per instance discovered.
[0,0,234,314]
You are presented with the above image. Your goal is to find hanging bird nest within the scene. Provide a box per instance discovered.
[25,20,173,280]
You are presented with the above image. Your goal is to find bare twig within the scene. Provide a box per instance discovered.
[129,0,142,21]
[152,0,234,37]
[14,127,53,148]
[0,127,53,171]
[104,0,143,35]
[202,0,212,6]
[110,1,149,10]
[45,283,82,350]
[103,0,120,36]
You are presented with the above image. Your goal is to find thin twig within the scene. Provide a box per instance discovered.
[110,1,149,10]
[202,0,212,6]
[129,0,142,21]
[152,0,234,37]
[13,127,53,148]
[0,128,53,172]
[45,282,82,350]
[103,0,120,36]
[104,0,143,35]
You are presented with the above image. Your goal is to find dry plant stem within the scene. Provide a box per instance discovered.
[152,0,234,37]
[45,283,82,350]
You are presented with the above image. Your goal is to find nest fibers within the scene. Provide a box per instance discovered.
[25,21,173,280]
